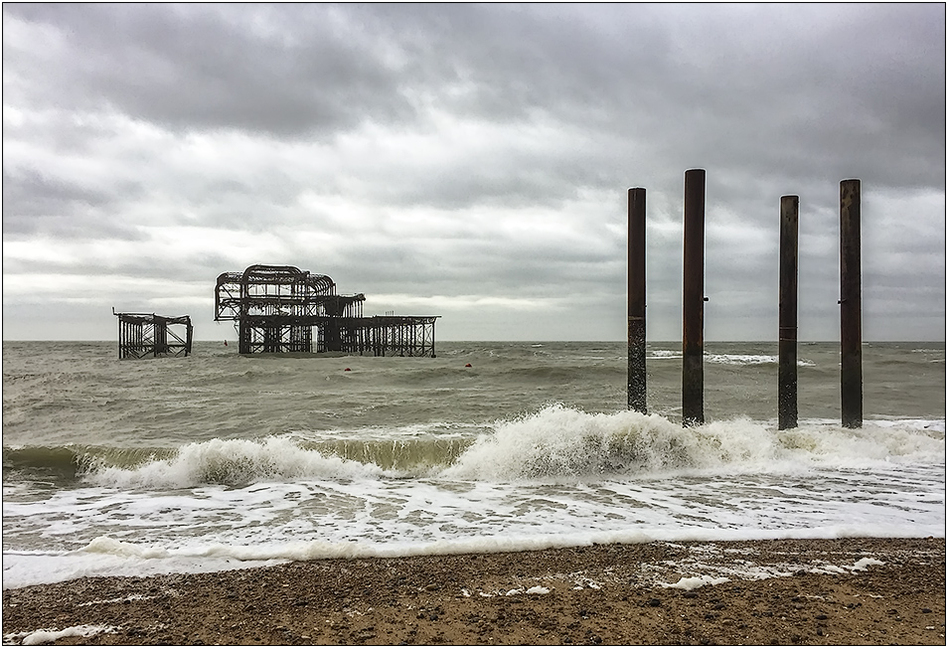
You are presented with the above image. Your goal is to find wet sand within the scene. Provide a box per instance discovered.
[2,537,944,645]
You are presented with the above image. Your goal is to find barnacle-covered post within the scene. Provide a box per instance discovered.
[840,179,863,428]
[627,187,647,413]
[682,169,706,427]
[778,195,799,430]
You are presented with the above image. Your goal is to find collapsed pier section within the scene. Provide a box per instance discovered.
[114,310,193,359]
[214,264,439,357]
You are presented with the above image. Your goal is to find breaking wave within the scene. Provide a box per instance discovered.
[11,405,936,489]
[80,437,384,488]
[442,405,944,481]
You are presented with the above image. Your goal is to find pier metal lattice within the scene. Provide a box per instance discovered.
[214,264,439,356]
[115,311,193,359]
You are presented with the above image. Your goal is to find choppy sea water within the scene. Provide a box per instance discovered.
[2,341,944,589]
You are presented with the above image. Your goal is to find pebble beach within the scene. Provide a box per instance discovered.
[3,537,944,646]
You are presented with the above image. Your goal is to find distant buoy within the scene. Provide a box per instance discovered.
[344,368,351,372]
[465,363,472,368]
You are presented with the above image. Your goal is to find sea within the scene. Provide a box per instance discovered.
[2,340,945,590]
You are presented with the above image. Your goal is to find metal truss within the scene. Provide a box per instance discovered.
[114,309,193,359]
[214,265,439,356]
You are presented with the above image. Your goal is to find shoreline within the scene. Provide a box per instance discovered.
[3,537,944,645]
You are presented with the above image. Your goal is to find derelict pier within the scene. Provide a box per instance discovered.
[214,264,439,357]
[114,309,193,359]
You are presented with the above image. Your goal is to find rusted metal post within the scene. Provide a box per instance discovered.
[682,169,706,426]
[628,187,647,413]
[840,179,863,428]
[778,195,799,430]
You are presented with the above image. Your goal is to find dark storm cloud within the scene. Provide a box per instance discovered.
[2,167,149,240]
[2,3,944,341]
[3,3,419,137]
[5,3,943,201]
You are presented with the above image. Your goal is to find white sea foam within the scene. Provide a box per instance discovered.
[77,594,156,607]
[649,350,815,366]
[850,557,885,571]
[3,342,943,591]
[705,353,816,367]
[4,407,935,593]
[2,519,938,590]
[653,552,889,589]
[4,625,119,646]
[441,405,945,481]
[69,407,947,489]
[84,436,383,488]
[660,575,731,590]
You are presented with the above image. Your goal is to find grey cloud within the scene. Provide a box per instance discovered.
[4,3,417,137]
[5,3,942,206]
[1,3,943,341]
[3,249,229,286]
[2,168,145,240]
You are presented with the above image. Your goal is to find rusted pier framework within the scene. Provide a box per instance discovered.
[114,310,193,359]
[214,264,438,356]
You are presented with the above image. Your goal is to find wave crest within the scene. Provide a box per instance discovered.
[441,405,945,481]
[84,437,382,488]
[442,405,776,480]
[10,408,943,488]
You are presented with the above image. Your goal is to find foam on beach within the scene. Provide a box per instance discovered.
[3,341,943,596]
[3,408,943,588]
[3,625,119,646]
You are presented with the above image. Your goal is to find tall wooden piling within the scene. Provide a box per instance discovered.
[682,169,706,426]
[778,195,799,429]
[840,179,863,428]
[627,187,647,413]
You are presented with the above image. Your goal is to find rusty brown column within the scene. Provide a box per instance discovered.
[778,195,799,430]
[840,179,863,428]
[628,187,647,413]
[682,169,706,426]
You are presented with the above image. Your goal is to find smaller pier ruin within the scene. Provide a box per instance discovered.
[214,264,439,357]
[114,309,193,359]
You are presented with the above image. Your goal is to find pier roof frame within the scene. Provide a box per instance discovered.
[214,263,439,356]
[215,264,359,321]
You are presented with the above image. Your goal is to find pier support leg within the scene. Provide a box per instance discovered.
[682,169,706,427]
[778,195,799,430]
[628,187,647,413]
[840,179,863,428]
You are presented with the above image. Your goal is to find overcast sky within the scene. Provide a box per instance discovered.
[3,3,945,342]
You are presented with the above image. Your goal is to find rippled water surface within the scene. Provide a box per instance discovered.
[3,341,944,587]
